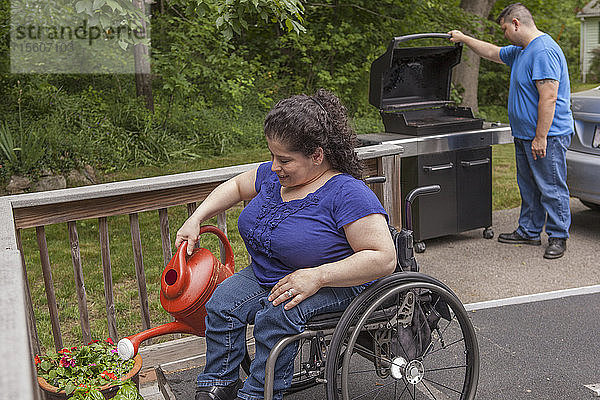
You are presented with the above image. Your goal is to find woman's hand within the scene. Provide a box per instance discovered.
[175,216,202,255]
[174,168,259,256]
[268,268,323,310]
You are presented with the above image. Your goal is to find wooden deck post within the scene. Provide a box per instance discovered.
[68,221,92,344]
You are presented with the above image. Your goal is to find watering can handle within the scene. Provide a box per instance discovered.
[199,225,235,275]
[163,241,192,299]
[163,225,235,299]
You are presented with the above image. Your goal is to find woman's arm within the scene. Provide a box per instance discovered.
[269,213,396,310]
[175,168,258,254]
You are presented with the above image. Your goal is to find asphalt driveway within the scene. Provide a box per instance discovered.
[417,197,600,304]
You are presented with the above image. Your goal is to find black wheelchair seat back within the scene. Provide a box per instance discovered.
[389,224,418,273]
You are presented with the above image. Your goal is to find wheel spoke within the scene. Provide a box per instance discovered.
[422,376,463,395]
[439,315,456,336]
[420,380,441,400]
[426,337,465,357]
[425,364,467,373]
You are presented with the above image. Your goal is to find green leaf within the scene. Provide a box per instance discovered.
[231,21,241,35]
[216,16,224,27]
[65,382,76,395]
[92,0,106,9]
[72,392,86,400]
[118,41,128,51]
[115,382,140,400]
[284,18,293,32]
[106,0,122,12]
[223,27,233,41]
[88,15,99,26]
[290,20,305,34]
[87,388,105,400]
[40,360,52,372]
[75,0,89,13]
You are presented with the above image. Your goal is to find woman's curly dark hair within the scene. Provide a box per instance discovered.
[263,88,362,179]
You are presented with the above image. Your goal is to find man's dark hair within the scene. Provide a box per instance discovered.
[496,3,535,26]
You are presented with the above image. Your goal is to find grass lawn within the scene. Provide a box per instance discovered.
[23,131,521,354]
[22,144,519,351]
[23,80,600,354]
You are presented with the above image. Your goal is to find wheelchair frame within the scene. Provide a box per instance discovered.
[262,272,480,400]
[260,185,480,400]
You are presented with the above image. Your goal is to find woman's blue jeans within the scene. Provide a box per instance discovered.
[514,134,572,240]
[196,266,366,400]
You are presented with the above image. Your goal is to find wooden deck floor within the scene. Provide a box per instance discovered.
[138,327,255,384]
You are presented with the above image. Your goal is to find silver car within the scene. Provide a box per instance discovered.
[567,86,600,211]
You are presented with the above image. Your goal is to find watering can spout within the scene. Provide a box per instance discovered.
[118,225,235,360]
[117,321,199,360]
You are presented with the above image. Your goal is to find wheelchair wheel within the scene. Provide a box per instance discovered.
[325,273,479,400]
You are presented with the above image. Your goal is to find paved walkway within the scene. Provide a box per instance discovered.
[417,198,600,304]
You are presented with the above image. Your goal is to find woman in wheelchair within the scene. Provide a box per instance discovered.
[175,89,396,400]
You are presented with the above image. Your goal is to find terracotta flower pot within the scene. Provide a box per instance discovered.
[37,354,142,400]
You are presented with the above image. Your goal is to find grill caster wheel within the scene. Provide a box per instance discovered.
[483,227,494,239]
[414,241,426,253]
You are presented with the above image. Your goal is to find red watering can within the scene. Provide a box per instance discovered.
[117,225,234,360]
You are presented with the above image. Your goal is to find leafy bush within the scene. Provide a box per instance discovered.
[0,0,586,187]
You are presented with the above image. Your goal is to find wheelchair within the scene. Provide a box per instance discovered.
[248,185,480,400]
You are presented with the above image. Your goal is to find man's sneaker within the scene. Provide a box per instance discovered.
[544,238,567,259]
[498,230,541,246]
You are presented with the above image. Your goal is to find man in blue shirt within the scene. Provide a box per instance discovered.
[449,3,574,259]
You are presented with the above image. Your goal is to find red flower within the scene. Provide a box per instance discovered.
[100,370,118,380]
[105,337,114,345]
[70,346,78,351]
[58,348,71,354]
[59,355,75,368]
[34,355,41,365]
[87,339,99,345]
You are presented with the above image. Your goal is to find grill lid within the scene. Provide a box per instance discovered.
[369,33,463,111]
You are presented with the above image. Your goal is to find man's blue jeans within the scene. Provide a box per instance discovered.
[196,265,366,400]
[514,134,572,240]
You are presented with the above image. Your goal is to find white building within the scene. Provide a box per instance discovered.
[578,0,600,82]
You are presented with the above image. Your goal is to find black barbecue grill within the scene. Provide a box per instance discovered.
[369,33,484,135]
[362,33,494,252]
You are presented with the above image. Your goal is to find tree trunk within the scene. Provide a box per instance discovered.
[133,0,154,111]
[453,0,497,114]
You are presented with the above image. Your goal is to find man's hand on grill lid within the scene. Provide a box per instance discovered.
[447,30,503,64]
[448,30,467,43]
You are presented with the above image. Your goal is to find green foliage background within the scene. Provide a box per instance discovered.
[0,0,592,184]
[2,0,594,353]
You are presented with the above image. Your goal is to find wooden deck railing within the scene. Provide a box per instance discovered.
[0,143,403,397]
